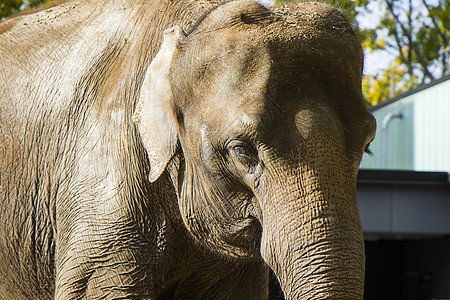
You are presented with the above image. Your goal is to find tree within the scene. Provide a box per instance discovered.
[275,0,450,106]
[362,57,419,106]
[362,0,449,104]
[357,0,449,104]
[1,0,53,20]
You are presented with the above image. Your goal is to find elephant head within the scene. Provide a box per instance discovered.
[133,1,376,298]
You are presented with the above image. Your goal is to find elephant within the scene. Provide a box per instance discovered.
[0,0,376,299]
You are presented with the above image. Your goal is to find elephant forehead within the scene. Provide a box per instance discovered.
[190,92,266,140]
[183,26,271,79]
[172,0,365,137]
[174,30,272,112]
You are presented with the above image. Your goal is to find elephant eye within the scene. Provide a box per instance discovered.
[229,141,258,168]
[364,143,373,156]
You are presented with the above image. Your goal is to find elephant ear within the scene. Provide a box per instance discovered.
[133,26,185,182]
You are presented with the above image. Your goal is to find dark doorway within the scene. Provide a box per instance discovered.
[268,238,450,299]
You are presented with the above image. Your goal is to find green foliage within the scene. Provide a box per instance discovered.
[0,0,52,20]
[0,0,22,19]
[362,57,420,106]
[361,0,449,105]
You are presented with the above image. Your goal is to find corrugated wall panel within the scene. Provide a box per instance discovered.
[414,80,450,172]
[360,78,450,173]
[360,99,415,170]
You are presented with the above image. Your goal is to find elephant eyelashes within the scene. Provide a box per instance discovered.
[364,143,373,156]
[229,141,259,169]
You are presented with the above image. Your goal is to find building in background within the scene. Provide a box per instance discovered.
[361,75,450,172]
[357,75,450,300]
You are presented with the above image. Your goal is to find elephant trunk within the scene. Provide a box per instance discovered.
[259,167,365,299]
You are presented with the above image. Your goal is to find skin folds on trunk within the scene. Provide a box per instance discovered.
[259,158,365,299]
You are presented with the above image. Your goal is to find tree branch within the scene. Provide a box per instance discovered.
[422,0,450,75]
[385,0,412,75]
[386,0,435,81]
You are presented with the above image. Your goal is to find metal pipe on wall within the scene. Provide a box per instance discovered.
[380,111,403,169]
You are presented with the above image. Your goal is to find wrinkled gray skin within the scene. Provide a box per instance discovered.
[0,0,376,299]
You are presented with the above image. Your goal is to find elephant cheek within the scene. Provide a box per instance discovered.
[259,174,365,299]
